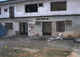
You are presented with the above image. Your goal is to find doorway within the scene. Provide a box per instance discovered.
[9,7,14,18]
[56,21,65,32]
[19,22,28,36]
[42,22,52,36]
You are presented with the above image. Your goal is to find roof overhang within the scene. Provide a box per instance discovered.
[0,0,66,5]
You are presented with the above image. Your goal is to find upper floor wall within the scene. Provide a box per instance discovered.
[0,0,80,18]
[67,0,80,14]
[0,5,9,18]
[14,0,67,17]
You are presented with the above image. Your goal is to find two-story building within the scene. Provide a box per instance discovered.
[0,0,80,37]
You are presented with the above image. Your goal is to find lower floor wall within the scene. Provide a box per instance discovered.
[1,16,80,38]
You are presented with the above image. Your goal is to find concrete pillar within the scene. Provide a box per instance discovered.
[13,22,19,32]
[28,21,35,36]
[28,21,42,36]
[52,21,56,36]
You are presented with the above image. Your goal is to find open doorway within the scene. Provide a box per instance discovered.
[9,7,14,18]
[42,22,52,36]
[56,21,65,32]
[19,22,28,36]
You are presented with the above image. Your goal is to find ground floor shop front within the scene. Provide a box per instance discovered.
[0,16,80,38]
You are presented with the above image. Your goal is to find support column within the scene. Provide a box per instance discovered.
[52,21,56,36]
[28,21,42,36]
[28,21,35,36]
[13,22,19,35]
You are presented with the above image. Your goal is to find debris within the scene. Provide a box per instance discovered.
[13,47,40,53]
[67,52,80,57]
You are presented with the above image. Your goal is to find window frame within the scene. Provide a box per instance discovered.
[56,20,72,32]
[51,1,67,11]
[65,20,72,32]
[25,4,38,13]
[38,3,43,7]
[56,21,65,32]
[4,8,8,12]
[5,23,13,30]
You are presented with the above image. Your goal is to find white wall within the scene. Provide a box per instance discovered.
[15,2,51,17]
[15,0,80,17]
[67,0,80,14]
[0,5,9,18]
[1,0,80,18]
[15,0,66,17]
[13,22,19,32]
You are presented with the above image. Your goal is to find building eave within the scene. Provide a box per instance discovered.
[0,14,80,19]
[0,0,49,5]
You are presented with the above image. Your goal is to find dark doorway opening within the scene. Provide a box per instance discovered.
[56,21,65,32]
[42,22,52,36]
[9,7,14,18]
[19,22,28,36]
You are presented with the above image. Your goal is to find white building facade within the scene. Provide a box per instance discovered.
[0,0,80,37]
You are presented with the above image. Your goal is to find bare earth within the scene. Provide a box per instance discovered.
[0,37,80,57]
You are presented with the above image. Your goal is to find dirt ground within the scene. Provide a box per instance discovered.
[0,37,79,57]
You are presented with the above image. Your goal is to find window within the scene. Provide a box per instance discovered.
[5,23,13,30]
[51,1,66,11]
[35,21,41,25]
[65,20,72,31]
[56,21,65,32]
[4,8,8,12]
[0,8,1,15]
[56,21,72,32]
[39,3,43,7]
[25,4,38,12]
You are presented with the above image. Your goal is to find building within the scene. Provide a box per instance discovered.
[0,0,80,37]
